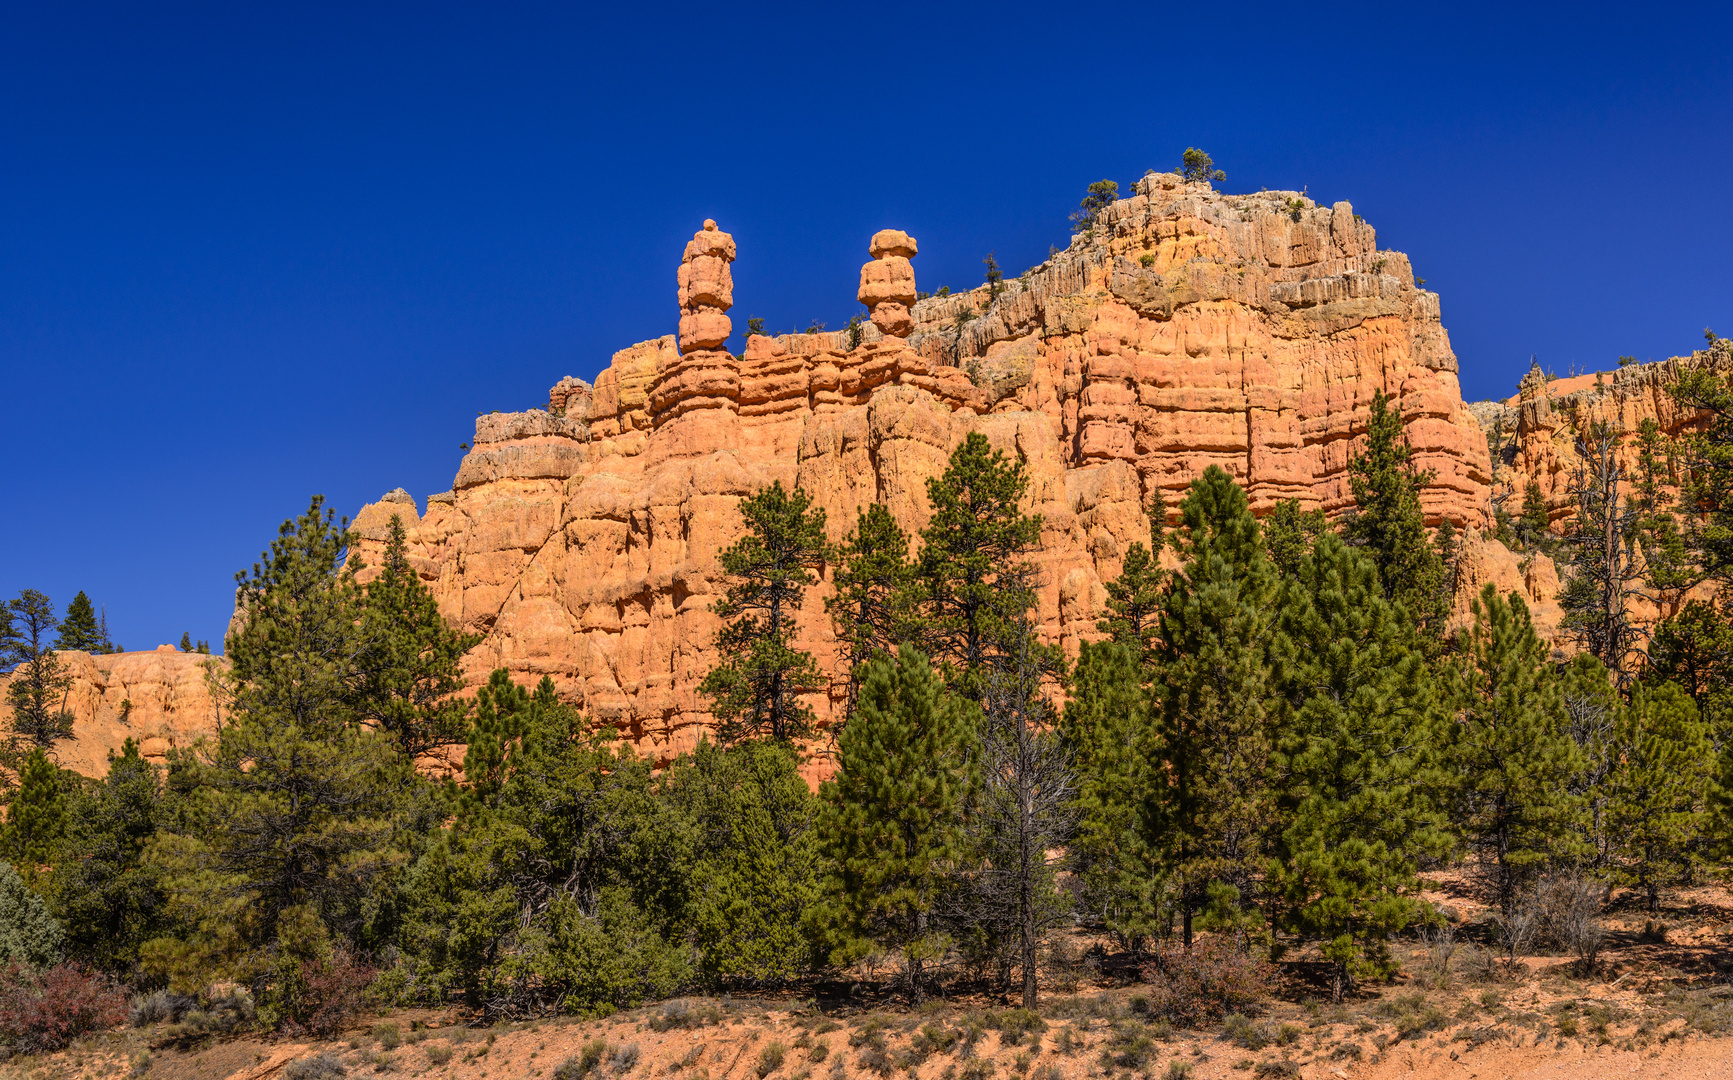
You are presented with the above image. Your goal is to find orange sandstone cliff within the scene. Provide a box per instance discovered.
[16,177,1727,778]
[349,174,1501,764]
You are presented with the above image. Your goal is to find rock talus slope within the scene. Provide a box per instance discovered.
[354,174,1500,763]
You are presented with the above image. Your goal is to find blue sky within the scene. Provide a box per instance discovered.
[2,1,1729,652]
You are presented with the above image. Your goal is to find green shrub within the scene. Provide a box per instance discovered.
[757,1042,788,1077]
[283,1054,348,1080]
[0,861,62,968]
[425,1043,453,1066]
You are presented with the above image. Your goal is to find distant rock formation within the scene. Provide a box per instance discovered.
[0,646,222,777]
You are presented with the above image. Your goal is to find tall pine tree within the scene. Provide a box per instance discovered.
[1097,543,1164,672]
[52,591,104,652]
[1266,533,1451,1001]
[4,590,75,755]
[1447,584,1585,916]
[0,748,65,872]
[916,433,1045,698]
[810,646,977,999]
[1345,392,1448,642]
[1061,640,1161,953]
[1605,681,1712,911]
[825,504,917,722]
[699,482,829,743]
[353,515,483,760]
[1149,466,1278,946]
[145,497,409,1008]
[48,738,166,975]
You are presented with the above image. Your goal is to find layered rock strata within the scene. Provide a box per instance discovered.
[349,175,1503,763]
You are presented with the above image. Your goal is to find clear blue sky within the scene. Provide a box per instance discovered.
[2,1,1729,653]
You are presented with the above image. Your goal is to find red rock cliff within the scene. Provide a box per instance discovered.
[353,174,1499,763]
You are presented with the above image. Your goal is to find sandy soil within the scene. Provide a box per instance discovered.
[4,878,1729,1080]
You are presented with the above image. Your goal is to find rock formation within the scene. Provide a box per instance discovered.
[0,646,223,778]
[347,174,1507,764]
[24,179,1726,782]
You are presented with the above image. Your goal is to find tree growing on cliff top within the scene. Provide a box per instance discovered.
[1344,392,1449,644]
[53,592,105,653]
[1069,180,1118,233]
[700,482,829,744]
[1180,148,1226,185]
[4,590,76,757]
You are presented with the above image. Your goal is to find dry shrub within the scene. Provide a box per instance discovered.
[279,948,375,1038]
[756,1042,787,1078]
[283,1053,348,1080]
[1528,875,1603,970]
[0,963,128,1054]
[1138,939,1275,1027]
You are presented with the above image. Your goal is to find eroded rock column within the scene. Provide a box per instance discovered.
[858,229,918,338]
[654,219,740,425]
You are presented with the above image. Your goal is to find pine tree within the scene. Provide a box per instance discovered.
[353,515,484,760]
[4,590,76,755]
[1434,518,1462,599]
[1060,640,1161,954]
[1097,542,1164,671]
[1345,392,1449,642]
[1519,480,1551,549]
[1266,534,1451,1001]
[53,592,104,652]
[1649,600,1733,752]
[968,625,1075,1007]
[917,432,1045,698]
[1558,653,1620,871]
[145,497,409,1002]
[1264,498,1327,579]
[810,646,978,999]
[1150,466,1278,946]
[1446,584,1586,916]
[699,482,829,743]
[1668,363,1733,586]
[825,504,918,721]
[48,738,166,974]
[1,748,65,872]
[1605,681,1713,912]
[402,674,692,1012]
[661,737,819,986]
[1557,423,1642,681]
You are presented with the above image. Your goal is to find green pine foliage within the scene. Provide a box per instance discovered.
[826,503,918,720]
[353,515,483,760]
[400,674,691,1013]
[1150,466,1278,945]
[1097,543,1164,671]
[1266,534,1451,1000]
[699,482,829,743]
[143,497,410,1005]
[1263,498,1328,579]
[1060,641,1161,952]
[0,860,63,968]
[1605,681,1714,911]
[47,738,165,975]
[1519,480,1550,549]
[917,432,1046,697]
[4,590,76,755]
[1345,392,1449,642]
[52,591,104,652]
[1446,585,1586,916]
[811,646,978,997]
[1,748,66,872]
[661,737,819,986]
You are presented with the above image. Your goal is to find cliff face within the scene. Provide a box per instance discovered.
[0,647,223,778]
[352,173,1498,763]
